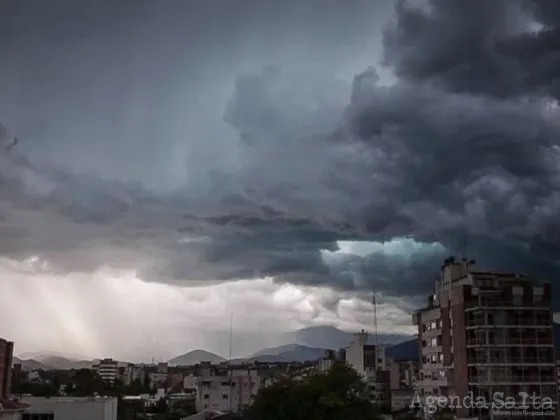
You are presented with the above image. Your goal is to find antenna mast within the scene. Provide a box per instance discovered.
[373,290,379,346]
[229,311,233,412]
[229,311,233,362]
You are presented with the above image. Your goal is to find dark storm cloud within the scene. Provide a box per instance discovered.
[384,0,560,99]
[1,0,560,311]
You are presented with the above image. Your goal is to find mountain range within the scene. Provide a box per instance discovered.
[14,324,560,370]
[167,349,226,366]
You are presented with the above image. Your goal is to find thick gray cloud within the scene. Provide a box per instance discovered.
[1,0,560,316]
[384,0,560,99]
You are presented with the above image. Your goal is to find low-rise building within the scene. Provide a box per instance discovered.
[123,364,145,386]
[148,372,167,388]
[196,364,262,413]
[20,397,118,420]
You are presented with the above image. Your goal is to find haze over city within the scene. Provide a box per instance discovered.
[1,0,560,362]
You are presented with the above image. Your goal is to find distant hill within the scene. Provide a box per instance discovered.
[39,356,86,370]
[13,354,123,371]
[250,344,328,362]
[386,339,420,361]
[168,349,226,366]
[12,357,52,371]
[17,351,91,361]
[283,326,413,349]
[230,354,290,364]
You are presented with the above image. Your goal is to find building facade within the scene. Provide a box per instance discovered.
[195,364,262,413]
[0,338,14,399]
[389,358,418,390]
[123,364,145,386]
[20,397,117,420]
[93,359,119,383]
[414,257,558,419]
[345,331,390,408]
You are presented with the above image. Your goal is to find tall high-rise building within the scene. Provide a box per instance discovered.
[345,331,390,408]
[0,337,14,399]
[413,257,557,419]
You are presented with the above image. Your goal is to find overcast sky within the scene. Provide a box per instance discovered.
[1,0,559,361]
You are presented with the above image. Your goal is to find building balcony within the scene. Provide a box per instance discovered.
[466,322,552,329]
[467,357,553,365]
[468,375,556,384]
[422,329,442,338]
[422,345,442,354]
[416,378,449,388]
[466,337,552,346]
[421,363,443,370]
[465,301,550,310]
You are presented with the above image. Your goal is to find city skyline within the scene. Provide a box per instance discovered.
[2,0,560,361]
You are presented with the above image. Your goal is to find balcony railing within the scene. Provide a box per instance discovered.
[469,375,556,383]
[467,319,550,327]
[467,337,551,345]
[466,301,550,309]
[468,357,546,364]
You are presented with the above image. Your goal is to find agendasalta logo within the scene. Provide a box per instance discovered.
[410,391,555,415]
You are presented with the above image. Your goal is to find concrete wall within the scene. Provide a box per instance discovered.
[21,397,118,420]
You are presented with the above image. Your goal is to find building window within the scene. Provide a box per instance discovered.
[223,394,229,399]
[204,394,210,399]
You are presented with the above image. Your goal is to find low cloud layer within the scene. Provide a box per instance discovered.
[0,259,414,360]
[1,0,560,357]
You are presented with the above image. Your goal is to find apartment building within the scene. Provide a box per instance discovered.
[93,359,119,383]
[20,396,117,420]
[389,358,418,390]
[0,339,14,401]
[156,362,168,374]
[123,364,145,386]
[317,350,337,372]
[556,360,560,400]
[413,257,557,420]
[195,363,262,413]
[148,372,168,388]
[345,331,390,408]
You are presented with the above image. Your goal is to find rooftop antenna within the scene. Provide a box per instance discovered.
[363,259,379,347]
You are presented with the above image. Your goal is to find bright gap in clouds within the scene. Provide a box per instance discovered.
[0,258,414,362]
[335,237,445,258]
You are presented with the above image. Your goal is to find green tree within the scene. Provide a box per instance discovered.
[65,381,75,395]
[72,369,104,396]
[143,375,151,392]
[148,398,169,414]
[244,362,381,420]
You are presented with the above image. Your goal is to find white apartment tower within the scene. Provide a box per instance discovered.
[345,330,390,408]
